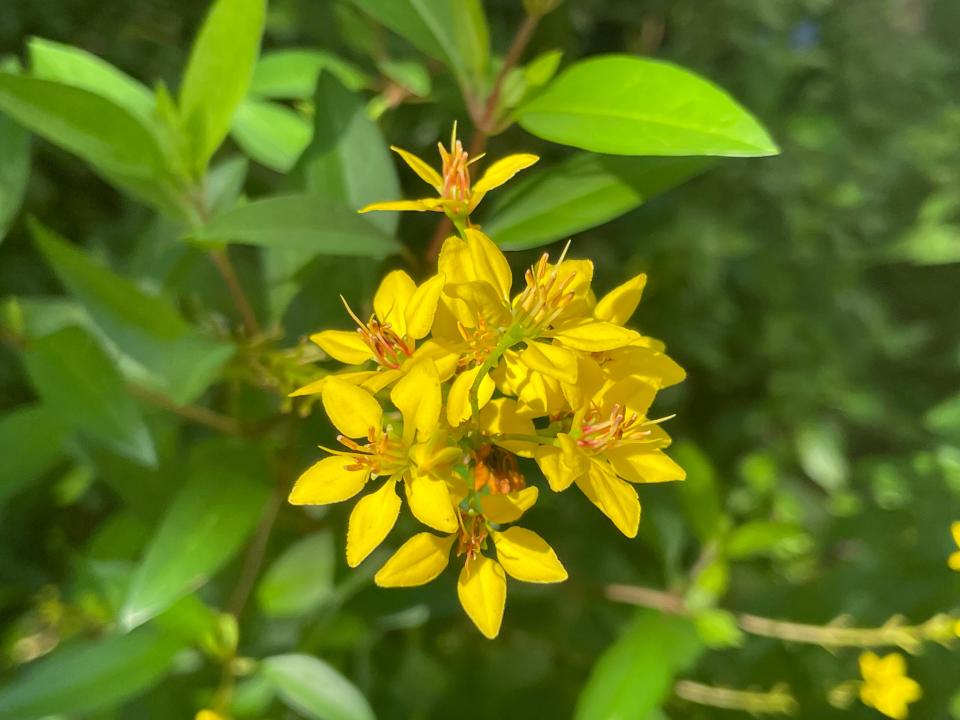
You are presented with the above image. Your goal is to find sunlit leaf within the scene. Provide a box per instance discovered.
[179,0,266,173]
[517,55,779,157]
[250,49,370,98]
[231,99,312,172]
[262,653,376,720]
[483,153,711,250]
[0,626,182,720]
[574,610,702,720]
[121,440,270,628]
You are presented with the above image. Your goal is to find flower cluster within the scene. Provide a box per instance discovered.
[288,129,686,638]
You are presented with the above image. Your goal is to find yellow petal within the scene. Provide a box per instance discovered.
[478,398,537,457]
[552,320,640,352]
[289,371,379,398]
[457,555,506,639]
[447,365,495,426]
[404,274,445,340]
[445,280,513,327]
[359,368,403,394]
[404,472,458,533]
[482,486,539,524]
[411,339,459,381]
[534,434,587,491]
[195,711,227,720]
[471,153,539,195]
[605,447,685,484]
[322,378,382,438]
[519,340,578,384]
[346,480,401,567]
[374,269,416,335]
[288,455,369,505]
[575,459,641,537]
[492,527,567,583]
[437,235,471,286]
[359,198,443,213]
[949,550,960,571]
[951,520,960,547]
[390,146,443,190]
[594,273,647,325]
[310,330,371,365]
[374,532,456,587]
[464,228,512,301]
[390,359,441,444]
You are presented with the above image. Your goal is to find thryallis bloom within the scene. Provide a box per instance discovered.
[289,361,460,566]
[359,124,538,220]
[374,487,565,638]
[858,652,922,719]
[949,521,960,571]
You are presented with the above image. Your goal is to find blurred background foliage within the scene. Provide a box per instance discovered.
[0,0,959,718]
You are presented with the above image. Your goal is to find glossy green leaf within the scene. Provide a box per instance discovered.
[195,193,400,257]
[179,0,266,173]
[0,111,29,241]
[231,99,312,172]
[0,626,182,720]
[0,73,165,177]
[725,521,808,560]
[673,440,723,543]
[484,153,711,250]
[517,55,779,157]
[121,440,270,629]
[250,49,370,98]
[0,404,70,507]
[347,0,489,90]
[574,610,703,720]
[21,325,156,466]
[262,653,376,720]
[257,532,336,618]
[32,222,233,404]
[28,37,154,120]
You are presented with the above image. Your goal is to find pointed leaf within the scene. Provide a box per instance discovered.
[262,654,375,720]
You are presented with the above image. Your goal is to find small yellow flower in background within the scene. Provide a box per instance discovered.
[360,124,538,220]
[195,711,227,720]
[949,521,960,570]
[289,125,687,637]
[858,652,922,719]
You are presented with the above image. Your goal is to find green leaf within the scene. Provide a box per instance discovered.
[0,626,182,720]
[672,440,723,543]
[121,440,270,629]
[262,653,376,720]
[32,221,234,404]
[926,392,960,435]
[347,0,489,91]
[257,532,336,618]
[195,193,400,257]
[724,521,808,560]
[0,111,29,241]
[0,73,166,177]
[574,610,703,720]
[795,422,848,493]
[231,99,312,172]
[28,37,154,120]
[179,0,266,173]
[0,73,187,217]
[0,404,70,507]
[484,153,711,250]
[250,49,370,98]
[517,55,779,157]
[21,325,156,466]
[378,58,431,97]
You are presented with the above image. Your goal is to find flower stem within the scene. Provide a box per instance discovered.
[674,680,798,716]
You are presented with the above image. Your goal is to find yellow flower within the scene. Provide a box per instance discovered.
[195,712,227,720]
[532,373,684,538]
[858,652,922,719]
[359,124,538,219]
[289,362,459,566]
[374,489,566,638]
[949,521,960,571]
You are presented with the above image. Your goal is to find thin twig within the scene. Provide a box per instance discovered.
[227,481,285,618]
[210,247,260,337]
[129,384,245,436]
